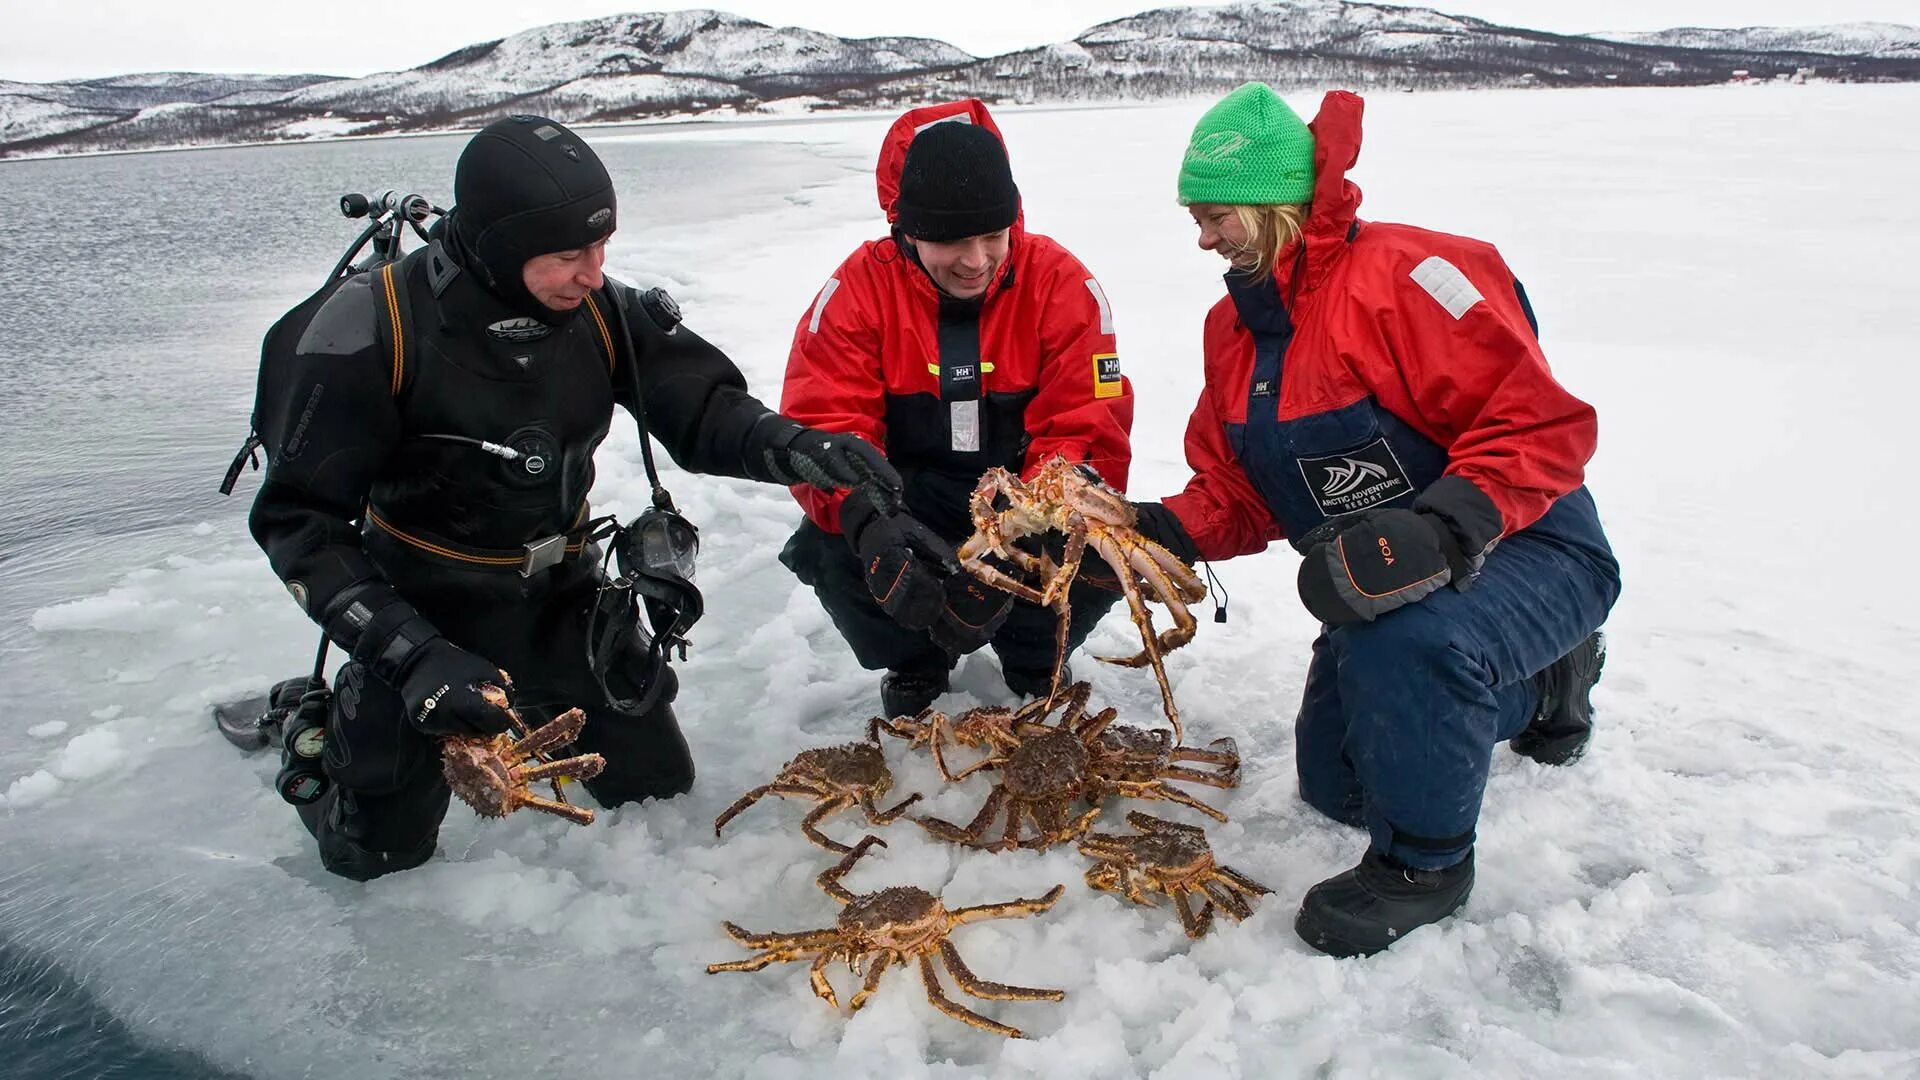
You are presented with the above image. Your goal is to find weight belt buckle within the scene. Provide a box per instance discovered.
[520,534,568,577]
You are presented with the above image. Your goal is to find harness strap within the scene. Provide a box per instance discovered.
[379,262,407,395]
[582,292,616,375]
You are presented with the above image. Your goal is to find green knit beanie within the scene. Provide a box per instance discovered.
[1177,82,1315,206]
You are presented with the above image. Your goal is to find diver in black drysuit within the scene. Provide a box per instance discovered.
[249,116,896,880]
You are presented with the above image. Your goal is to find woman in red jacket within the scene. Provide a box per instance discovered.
[1130,84,1621,957]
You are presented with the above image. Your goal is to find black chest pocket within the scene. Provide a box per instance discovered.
[1283,405,1417,520]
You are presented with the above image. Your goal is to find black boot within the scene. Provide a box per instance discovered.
[1003,662,1071,700]
[1512,631,1606,765]
[881,667,949,719]
[1294,848,1475,958]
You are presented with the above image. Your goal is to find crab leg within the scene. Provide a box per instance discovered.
[848,950,895,1011]
[713,780,824,836]
[956,555,1049,606]
[1112,780,1227,822]
[948,883,1065,924]
[706,946,818,974]
[918,953,1026,1039]
[861,791,925,825]
[1038,521,1089,607]
[916,785,1008,847]
[1200,877,1257,921]
[1216,866,1274,898]
[817,835,886,902]
[1171,737,1240,765]
[512,791,596,825]
[719,923,842,949]
[809,951,841,1007]
[516,753,605,785]
[938,939,1064,1002]
[931,733,1002,783]
[509,707,588,757]
[1087,538,1183,742]
[1159,764,1239,789]
[1172,889,1214,938]
[799,795,858,852]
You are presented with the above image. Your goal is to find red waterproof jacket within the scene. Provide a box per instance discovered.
[780,100,1134,540]
[1162,91,1598,563]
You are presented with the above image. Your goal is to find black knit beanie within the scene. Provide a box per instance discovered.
[447,115,617,320]
[893,121,1019,243]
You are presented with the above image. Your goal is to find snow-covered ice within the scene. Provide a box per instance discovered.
[3,83,1918,1077]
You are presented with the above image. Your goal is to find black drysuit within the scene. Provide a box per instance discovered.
[250,238,784,879]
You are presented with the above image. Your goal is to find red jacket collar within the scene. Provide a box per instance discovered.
[1273,90,1366,299]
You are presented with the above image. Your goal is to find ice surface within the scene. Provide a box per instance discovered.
[4,84,1919,1078]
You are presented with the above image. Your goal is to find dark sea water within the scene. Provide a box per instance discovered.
[0,941,247,1079]
[0,124,854,1078]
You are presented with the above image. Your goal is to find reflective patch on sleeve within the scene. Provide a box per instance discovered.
[807,277,842,334]
[1084,278,1115,335]
[1409,256,1484,320]
[1093,353,1123,399]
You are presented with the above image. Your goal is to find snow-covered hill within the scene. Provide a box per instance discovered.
[1596,21,1920,60]
[4,2,1919,158]
[860,1,1920,105]
[0,71,339,147]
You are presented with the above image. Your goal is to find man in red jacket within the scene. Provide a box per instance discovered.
[777,101,1135,717]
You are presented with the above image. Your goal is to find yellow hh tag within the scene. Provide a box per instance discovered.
[1092,353,1123,399]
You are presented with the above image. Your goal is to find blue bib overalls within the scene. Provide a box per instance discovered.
[1222,273,1621,869]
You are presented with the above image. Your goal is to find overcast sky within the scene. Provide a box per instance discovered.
[6,1,1915,82]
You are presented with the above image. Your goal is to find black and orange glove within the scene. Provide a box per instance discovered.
[840,487,957,632]
[1295,476,1502,626]
[929,573,1015,656]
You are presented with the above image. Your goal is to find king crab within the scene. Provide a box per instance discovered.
[439,684,606,825]
[713,737,922,852]
[956,456,1206,741]
[876,682,1238,850]
[901,683,1235,850]
[1078,812,1271,938]
[705,836,1065,1038]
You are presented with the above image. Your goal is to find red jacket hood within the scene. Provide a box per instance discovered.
[875,98,1026,236]
[1278,90,1367,296]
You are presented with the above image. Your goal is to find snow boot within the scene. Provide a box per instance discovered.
[1294,848,1475,958]
[881,667,949,719]
[1003,663,1071,701]
[1511,631,1607,766]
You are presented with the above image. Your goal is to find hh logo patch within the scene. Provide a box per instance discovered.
[1296,439,1413,516]
[1093,353,1123,399]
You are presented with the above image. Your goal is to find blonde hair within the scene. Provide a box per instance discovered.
[1227,203,1309,283]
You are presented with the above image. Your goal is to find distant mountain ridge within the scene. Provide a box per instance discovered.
[5,2,1917,159]
[1593,21,1920,59]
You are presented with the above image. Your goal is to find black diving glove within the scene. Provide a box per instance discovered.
[395,638,514,738]
[320,582,513,738]
[754,417,904,499]
[840,486,956,632]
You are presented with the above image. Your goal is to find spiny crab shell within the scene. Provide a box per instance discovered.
[839,886,948,951]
